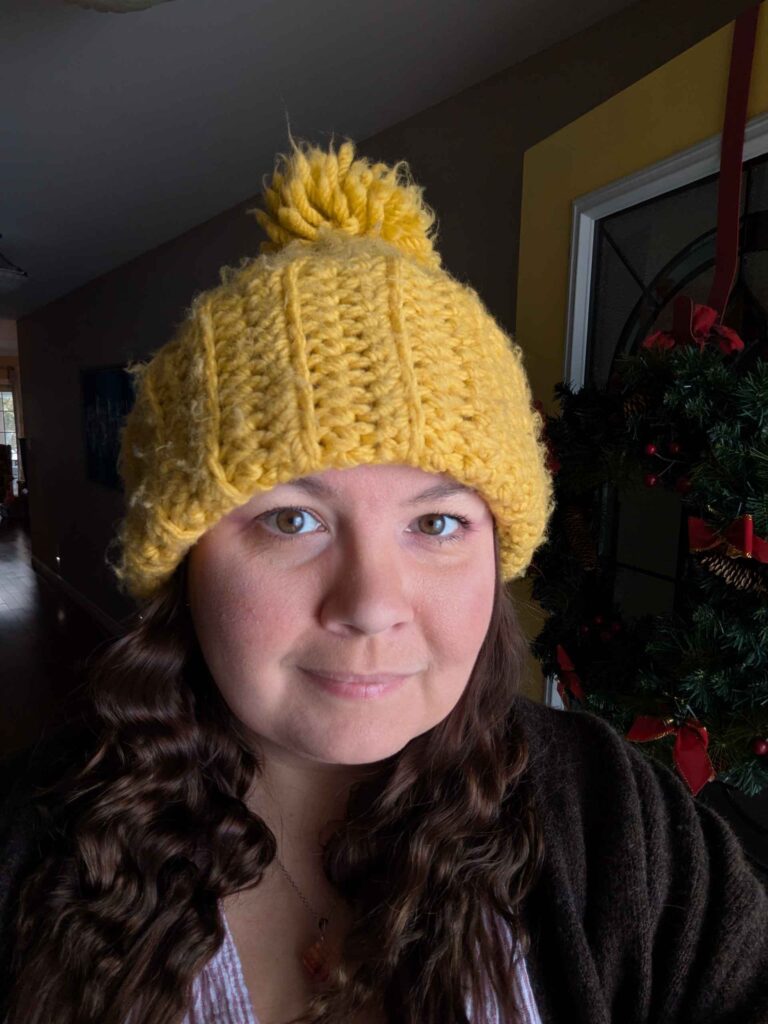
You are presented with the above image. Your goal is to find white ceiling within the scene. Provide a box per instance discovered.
[1,0,639,333]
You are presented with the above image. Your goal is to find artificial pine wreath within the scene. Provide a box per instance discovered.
[526,298,768,797]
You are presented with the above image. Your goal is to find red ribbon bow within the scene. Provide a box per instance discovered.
[688,512,768,564]
[641,298,744,357]
[555,644,585,704]
[626,715,716,795]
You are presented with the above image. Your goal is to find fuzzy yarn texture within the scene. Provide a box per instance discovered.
[111,138,555,602]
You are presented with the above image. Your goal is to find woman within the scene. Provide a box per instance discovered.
[1,138,767,1024]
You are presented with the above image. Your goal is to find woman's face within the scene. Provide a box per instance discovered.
[187,463,497,767]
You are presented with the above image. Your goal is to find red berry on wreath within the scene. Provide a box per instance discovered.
[579,624,590,636]
[668,441,682,456]
[675,475,692,495]
[610,621,622,633]
[644,473,658,487]
[644,443,657,456]
[752,737,768,757]
[593,614,604,625]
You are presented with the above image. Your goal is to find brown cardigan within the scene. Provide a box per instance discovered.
[1,698,767,1023]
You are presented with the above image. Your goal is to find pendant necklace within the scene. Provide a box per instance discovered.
[275,855,337,983]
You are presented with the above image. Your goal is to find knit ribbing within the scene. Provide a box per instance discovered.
[386,253,424,458]
[281,259,319,464]
[198,296,243,504]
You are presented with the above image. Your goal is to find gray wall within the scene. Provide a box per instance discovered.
[17,0,755,624]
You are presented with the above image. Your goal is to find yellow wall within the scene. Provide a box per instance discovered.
[517,4,768,415]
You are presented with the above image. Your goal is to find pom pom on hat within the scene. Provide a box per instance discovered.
[249,136,442,269]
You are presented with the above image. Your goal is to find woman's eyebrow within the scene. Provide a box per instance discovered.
[285,476,477,506]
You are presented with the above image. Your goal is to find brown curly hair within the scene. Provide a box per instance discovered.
[5,532,545,1024]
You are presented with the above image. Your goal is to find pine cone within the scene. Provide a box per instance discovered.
[622,392,650,419]
[698,552,768,595]
[564,504,598,570]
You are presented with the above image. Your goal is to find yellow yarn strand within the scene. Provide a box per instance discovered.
[386,254,424,456]
[282,259,319,463]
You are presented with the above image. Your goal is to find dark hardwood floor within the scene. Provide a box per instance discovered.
[0,518,113,759]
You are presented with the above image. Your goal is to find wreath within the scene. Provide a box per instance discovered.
[526,295,768,797]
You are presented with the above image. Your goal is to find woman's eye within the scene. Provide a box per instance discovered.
[256,507,472,545]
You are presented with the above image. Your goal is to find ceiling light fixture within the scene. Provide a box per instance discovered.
[0,236,29,295]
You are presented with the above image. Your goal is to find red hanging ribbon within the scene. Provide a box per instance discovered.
[640,6,760,354]
[708,4,760,317]
[555,644,585,704]
[688,512,768,564]
[627,715,716,796]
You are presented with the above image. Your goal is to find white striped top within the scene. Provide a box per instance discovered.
[183,907,542,1023]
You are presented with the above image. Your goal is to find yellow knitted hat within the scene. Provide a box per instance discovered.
[110,137,555,602]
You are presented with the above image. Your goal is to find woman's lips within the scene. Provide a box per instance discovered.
[299,668,412,700]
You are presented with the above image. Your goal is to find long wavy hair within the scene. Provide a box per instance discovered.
[6,529,545,1024]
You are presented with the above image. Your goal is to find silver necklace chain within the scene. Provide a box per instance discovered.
[275,855,331,934]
